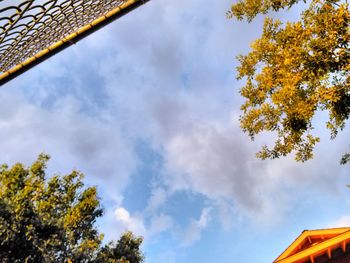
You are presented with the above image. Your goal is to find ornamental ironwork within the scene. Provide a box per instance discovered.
[0,0,148,85]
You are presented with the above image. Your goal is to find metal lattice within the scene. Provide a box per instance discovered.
[0,0,148,85]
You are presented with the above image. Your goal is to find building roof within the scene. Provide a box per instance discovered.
[274,227,350,263]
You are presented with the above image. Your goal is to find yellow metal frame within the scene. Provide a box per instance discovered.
[0,0,149,86]
[275,228,350,263]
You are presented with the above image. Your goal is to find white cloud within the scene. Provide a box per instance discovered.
[328,215,350,228]
[115,207,131,222]
[159,117,348,226]
[0,90,137,203]
[2,0,349,247]
[110,207,173,242]
[88,0,349,229]
[146,187,168,213]
[114,207,146,236]
[163,122,268,210]
[149,214,174,236]
[181,207,212,246]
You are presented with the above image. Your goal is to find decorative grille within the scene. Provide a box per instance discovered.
[0,0,147,84]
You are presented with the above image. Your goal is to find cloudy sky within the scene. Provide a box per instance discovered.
[1,0,350,262]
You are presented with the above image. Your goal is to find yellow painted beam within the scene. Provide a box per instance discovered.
[274,227,350,262]
[275,230,350,263]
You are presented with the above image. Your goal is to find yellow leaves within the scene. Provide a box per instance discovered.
[234,0,350,161]
[283,58,292,66]
[117,258,130,263]
[318,86,341,102]
[240,103,281,139]
[79,239,100,252]
[64,209,81,229]
[229,0,299,21]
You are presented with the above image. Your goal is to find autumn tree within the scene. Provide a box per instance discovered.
[0,154,144,263]
[228,0,350,163]
[97,231,145,263]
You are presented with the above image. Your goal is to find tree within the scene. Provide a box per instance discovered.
[228,0,350,163]
[97,231,145,263]
[0,154,144,263]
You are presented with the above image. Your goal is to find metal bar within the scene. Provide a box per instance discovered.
[0,0,150,86]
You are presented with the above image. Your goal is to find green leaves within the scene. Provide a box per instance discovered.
[341,152,350,164]
[0,155,104,262]
[0,155,145,262]
[230,0,350,162]
[98,231,145,263]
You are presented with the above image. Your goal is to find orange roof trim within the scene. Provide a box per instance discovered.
[274,227,350,263]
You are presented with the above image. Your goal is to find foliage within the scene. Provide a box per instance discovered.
[97,231,145,263]
[0,154,144,263]
[229,0,350,163]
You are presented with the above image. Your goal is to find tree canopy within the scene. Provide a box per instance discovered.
[229,0,350,163]
[0,154,144,263]
[98,232,144,263]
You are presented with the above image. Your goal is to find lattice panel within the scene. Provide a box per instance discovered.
[0,0,129,73]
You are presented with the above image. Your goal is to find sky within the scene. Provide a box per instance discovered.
[1,0,350,262]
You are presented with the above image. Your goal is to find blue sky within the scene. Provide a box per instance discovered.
[1,0,350,262]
